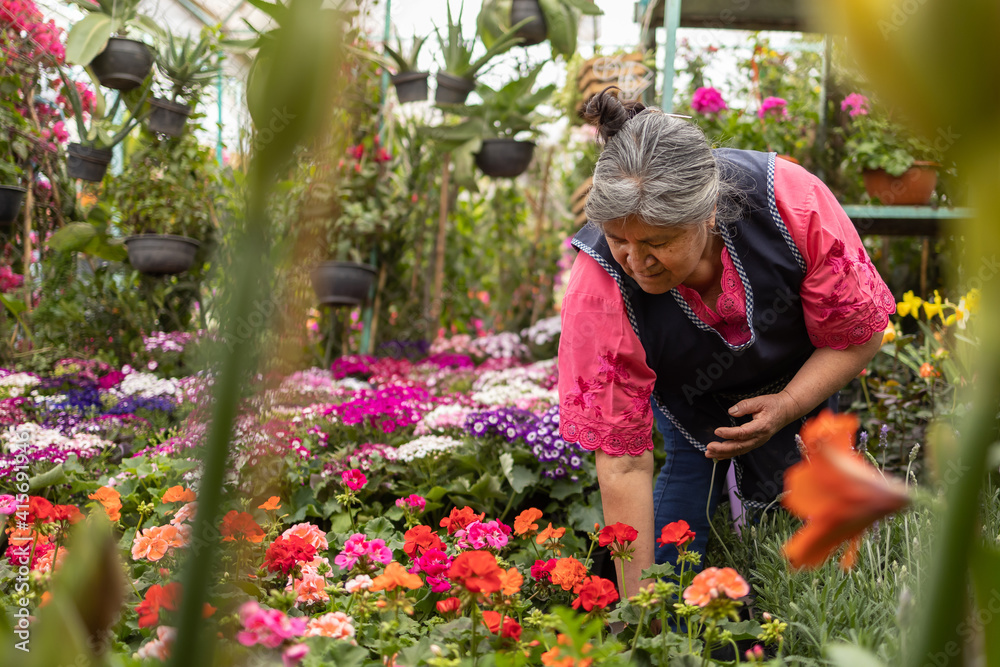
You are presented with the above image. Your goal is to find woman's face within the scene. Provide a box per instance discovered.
[603,216,714,295]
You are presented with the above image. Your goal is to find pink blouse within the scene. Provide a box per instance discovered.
[558,157,895,457]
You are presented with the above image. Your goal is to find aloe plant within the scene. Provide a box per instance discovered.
[56,64,151,150]
[434,1,527,80]
[64,0,161,67]
[156,29,221,104]
[478,0,602,58]
[384,33,428,73]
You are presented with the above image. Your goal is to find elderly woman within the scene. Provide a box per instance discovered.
[558,90,894,598]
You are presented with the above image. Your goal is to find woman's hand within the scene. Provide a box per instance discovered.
[705,391,799,459]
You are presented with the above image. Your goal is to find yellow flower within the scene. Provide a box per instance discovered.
[881,323,897,345]
[965,288,981,314]
[923,291,944,321]
[896,291,923,318]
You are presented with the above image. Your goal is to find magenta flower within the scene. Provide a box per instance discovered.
[454,519,512,551]
[341,469,367,491]
[691,86,727,114]
[411,548,453,592]
[0,266,24,293]
[365,538,392,565]
[0,495,18,515]
[236,601,308,649]
[282,643,309,667]
[334,533,369,571]
[841,92,869,117]
[758,96,788,119]
[395,494,426,513]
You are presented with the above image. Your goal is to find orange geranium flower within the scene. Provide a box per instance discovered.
[550,557,588,591]
[132,531,169,562]
[258,496,282,511]
[161,486,196,503]
[439,506,485,535]
[403,525,445,558]
[572,575,619,612]
[220,511,266,544]
[446,550,503,594]
[498,566,524,596]
[682,567,749,607]
[536,523,566,549]
[513,508,542,536]
[88,486,122,522]
[541,634,593,667]
[370,562,423,591]
[782,410,910,570]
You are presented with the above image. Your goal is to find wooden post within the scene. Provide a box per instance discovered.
[429,153,450,339]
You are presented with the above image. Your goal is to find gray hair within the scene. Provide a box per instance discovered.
[584,106,740,232]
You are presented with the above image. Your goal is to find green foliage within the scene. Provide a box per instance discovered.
[64,0,159,66]
[478,0,602,60]
[155,28,221,104]
[433,1,527,80]
[384,32,429,73]
[57,62,152,150]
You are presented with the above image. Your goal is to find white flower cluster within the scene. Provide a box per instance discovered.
[2,423,114,458]
[472,359,557,393]
[391,435,465,462]
[118,371,179,398]
[521,315,561,346]
[471,380,557,409]
[469,332,529,360]
[414,404,475,435]
[0,372,40,397]
[278,368,340,397]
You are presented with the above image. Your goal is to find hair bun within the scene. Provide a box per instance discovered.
[581,86,647,143]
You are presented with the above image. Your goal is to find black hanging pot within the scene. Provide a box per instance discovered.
[311,261,376,307]
[124,234,201,276]
[475,139,536,178]
[89,37,154,91]
[148,98,192,136]
[67,143,113,182]
[435,72,476,105]
[391,71,430,103]
[511,0,547,46]
[0,185,26,226]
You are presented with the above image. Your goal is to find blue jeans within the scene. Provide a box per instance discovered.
[651,403,730,569]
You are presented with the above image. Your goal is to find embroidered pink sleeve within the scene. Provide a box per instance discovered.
[774,159,896,350]
[558,252,656,457]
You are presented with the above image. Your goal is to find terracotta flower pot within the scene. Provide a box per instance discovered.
[862,162,939,206]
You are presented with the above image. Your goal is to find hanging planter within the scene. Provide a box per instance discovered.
[0,186,26,226]
[311,261,376,307]
[148,98,193,136]
[89,38,154,91]
[390,72,430,103]
[510,0,547,45]
[67,143,113,182]
[124,234,201,276]
[862,162,939,206]
[475,139,535,178]
[435,72,476,105]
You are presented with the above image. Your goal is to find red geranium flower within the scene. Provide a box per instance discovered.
[27,496,54,523]
[436,596,461,614]
[263,535,317,576]
[220,511,266,544]
[658,520,696,550]
[530,558,557,583]
[446,550,503,595]
[571,575,619,612]
[482,610,522,641]
[403,525,445,559]
[50,504,83,524]
[597,522,638,548]
[440,506,485,535]
[136,582,215,628]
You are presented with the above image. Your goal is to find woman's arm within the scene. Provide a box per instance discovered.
[706,334,882,459]
[595,448,656,600]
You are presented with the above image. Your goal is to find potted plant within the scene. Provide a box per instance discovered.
[840,92,945,205]
[107,131,219,276]
[478,0,602,56]
[0,105,28,227]
[433,2,528,105]
[148,29,220,136]
[58,65,152,181]
[473,64,554,177]
[64,0,159,91]
[383,33,430,103]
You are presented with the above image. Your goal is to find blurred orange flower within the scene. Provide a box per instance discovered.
[162,486,196,503]
[371,562,423,591]
[446,550,503,594]
[498,566,524,596]
[88,486,122,522]
[220,511,266,544]
[536,523,566,548]
[782,410,910,570]
[682,567,749,607]
[258,496,282,511]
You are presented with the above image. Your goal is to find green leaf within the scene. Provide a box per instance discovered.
[549,477,580,500]
[29,463,69,491]
[0,293,27,317]
[363,516,396,542]
[538,0,573,57]
[826,644,887,667]
[509,464,537,494]
[48,222,98,253]
[640,562,676,580]
[717,619,762,641]
[564,0,603,15]
[970,543,1000,667]
[65,13,112,66]
[424,485,449,501]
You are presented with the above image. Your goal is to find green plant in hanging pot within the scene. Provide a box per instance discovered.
[839,92,947,206]
[57,64,153,182]
[384,33,430,103]
[478,0,602,58]
[0,104,29,227]
[148,29,220,137]
[64,0,160,91]
[433,1,528,105]
[105,130,220,276]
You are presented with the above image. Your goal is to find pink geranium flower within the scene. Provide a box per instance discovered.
[281,523,329,551]
[236,600,308,649]
[341,469,367,491]
[758,96,788,119]
[841,92,869,117]
[691,86,727,114]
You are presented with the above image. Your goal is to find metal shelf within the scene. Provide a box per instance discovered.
[841,205,973,236]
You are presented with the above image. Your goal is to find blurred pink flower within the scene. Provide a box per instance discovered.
[758,96,788,119]
[841,92,869,117]
[691,86,727,114]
